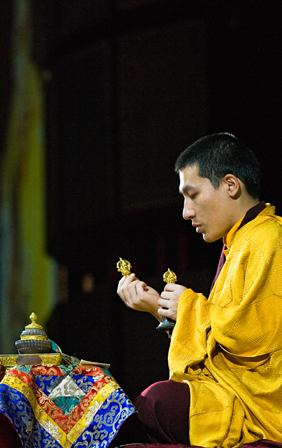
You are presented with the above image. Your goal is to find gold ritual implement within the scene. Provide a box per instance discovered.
[116,258,132,277]
[163,268,177,284]
[156,268,177,332]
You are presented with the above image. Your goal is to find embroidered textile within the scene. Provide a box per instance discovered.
[0,364,136,447]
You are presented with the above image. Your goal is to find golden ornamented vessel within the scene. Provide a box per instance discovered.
[15,313,52,354]
[0,312,65,370]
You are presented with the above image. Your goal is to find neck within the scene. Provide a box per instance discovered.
[239,197,260,218]
[227,196,260,235]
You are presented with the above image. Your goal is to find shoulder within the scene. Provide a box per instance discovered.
[247,216,282,241]
[236,217,282,258]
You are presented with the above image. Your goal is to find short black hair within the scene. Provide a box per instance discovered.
[175,132,261,199]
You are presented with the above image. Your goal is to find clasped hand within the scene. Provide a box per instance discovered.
[117,273,187,322]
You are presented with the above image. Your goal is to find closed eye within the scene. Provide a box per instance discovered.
[189,193,197,200]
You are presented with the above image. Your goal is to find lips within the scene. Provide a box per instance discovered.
[192,222,202,233]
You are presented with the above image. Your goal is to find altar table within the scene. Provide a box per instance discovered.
[0,363,136,448]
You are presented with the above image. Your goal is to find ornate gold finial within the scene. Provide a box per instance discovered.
[25,312,43,330]
[116,258,132,277]
[163,268,177,284]
[15,312,52,354]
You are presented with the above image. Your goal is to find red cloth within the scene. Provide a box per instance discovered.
[116,443,282,448]
[0,363,5,382]
[134,380,190,444]
[0,413,22,448]
[132,381,282,448]
[210,201,266,293]
[210,243,226,292]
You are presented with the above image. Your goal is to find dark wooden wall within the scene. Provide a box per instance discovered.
[30,0,282,399]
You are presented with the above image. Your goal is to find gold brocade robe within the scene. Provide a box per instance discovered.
[169,204,282,448]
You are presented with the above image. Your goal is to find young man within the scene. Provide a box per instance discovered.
[117,133,282,448]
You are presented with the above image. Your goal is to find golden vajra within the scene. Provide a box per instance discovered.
[116,258,132,277]
[163,268,177,284]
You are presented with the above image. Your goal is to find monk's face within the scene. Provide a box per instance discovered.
[179,164,238,243]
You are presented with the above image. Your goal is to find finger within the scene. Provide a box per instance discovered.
[158,298,170,308]
[117,273,135,290]
[122,278,141,305]
[123,273,137,284]
[135,280,148,294]
[130,280,149,306]
[160,291,172,300]
[117,275,127,293]
[119,273,137,292]
[163,283,177,292]
[117,274,136,302]
[158,307,170,317]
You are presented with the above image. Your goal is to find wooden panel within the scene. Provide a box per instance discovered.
[45,41,115,238]
[117,0,165,10]
[117,20,208,213]
[57,0,110,36]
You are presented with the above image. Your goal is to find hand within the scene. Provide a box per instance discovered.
[158,283,187,321]
[117,273,161,320]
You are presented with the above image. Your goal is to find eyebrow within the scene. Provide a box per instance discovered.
[179,185,196,194]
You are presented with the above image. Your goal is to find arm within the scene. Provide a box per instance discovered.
[169,288,213,378]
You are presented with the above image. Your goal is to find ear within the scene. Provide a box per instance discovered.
[223,174,241,198]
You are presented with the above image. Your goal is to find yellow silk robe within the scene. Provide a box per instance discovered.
[169,204,282,448]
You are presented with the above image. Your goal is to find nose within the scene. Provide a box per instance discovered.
[182,199,196,220]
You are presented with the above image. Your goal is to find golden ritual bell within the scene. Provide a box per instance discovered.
[156,268,177,332]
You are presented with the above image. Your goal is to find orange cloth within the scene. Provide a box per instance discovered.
[169,204,282,448]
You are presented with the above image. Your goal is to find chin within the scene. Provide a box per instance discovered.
[203,234,220,243]
[203,235,212,243]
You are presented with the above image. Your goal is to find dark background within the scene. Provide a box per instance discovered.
[1,0,282,400]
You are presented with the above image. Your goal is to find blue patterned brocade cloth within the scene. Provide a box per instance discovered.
[0,364,136,447]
